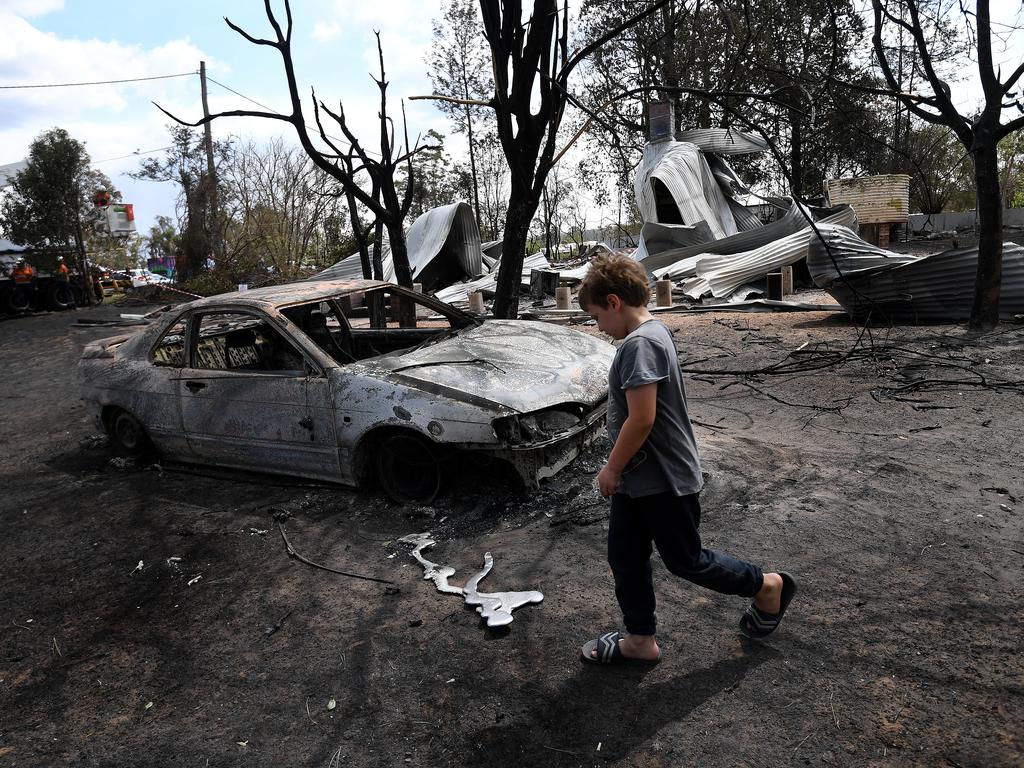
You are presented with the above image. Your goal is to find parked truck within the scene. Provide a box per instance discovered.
[0,253,100,314]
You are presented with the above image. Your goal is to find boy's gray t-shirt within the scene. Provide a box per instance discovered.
[607,319,703,497]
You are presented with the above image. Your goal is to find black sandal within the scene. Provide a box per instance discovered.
[580,630,660,667]
[740,572,797,639]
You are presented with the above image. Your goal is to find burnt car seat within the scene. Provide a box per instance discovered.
[224,328,266,370]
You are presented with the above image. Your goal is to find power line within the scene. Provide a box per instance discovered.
[0,72,196,90]
[206,75,279,117]
[94,145,177,164]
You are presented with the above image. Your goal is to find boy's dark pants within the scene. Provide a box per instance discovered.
[608,491,763,636]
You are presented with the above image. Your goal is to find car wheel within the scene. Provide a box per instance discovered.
[375,432,443,504]
[47,281,75,311]
[108,409,152,457]
[5,286,32,313]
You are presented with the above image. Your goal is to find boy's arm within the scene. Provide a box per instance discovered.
[598,382,658,497]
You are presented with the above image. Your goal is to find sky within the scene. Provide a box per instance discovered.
[0,0,450,235]
[2,1,1024,245]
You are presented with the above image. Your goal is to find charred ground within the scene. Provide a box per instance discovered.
[1,296,1022,767]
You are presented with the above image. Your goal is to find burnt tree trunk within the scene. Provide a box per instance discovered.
[493,180,541,319]
[970,136,1003,329]
[385,216,417,327]
[480,0,671,320]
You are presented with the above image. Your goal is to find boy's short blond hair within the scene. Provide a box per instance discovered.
[578,253,650,309]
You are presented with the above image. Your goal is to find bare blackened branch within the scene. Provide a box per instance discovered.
[154,103,292,128]
[262,0,289,48]
[400,100,415,218]
[223,16,277,47]
[409,94,493,107]
[560,0,671,81]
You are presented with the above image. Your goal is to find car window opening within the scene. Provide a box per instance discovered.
[152,317,188,367]
[193,312,305,374]
[283,288,475,365]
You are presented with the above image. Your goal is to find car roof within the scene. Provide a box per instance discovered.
[183,278,392,311]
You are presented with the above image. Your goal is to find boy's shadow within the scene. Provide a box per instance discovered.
[458,642,778,765]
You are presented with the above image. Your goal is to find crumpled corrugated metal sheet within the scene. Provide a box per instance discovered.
[807,223,1024,322]
[634,140,739,238]
[645,200,810,277]
[434,252,552,307]
[406,201,483,289]
[683,205,858,298]
[729,198,764,232]
[805,224,917,288]
[675,128,769,156]
[314,202,481,288]
[313,233,395,283]
[705,153,750,197]
[632,220,714,264]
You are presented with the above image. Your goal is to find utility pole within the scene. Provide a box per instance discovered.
[199,61,221,263]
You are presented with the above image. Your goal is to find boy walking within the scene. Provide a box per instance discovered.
[579,254,796,666]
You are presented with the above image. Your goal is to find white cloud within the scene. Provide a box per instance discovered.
[0,16,208,120]
[0,0,63,17]
[0,9,214,228]
[311,20,340,42]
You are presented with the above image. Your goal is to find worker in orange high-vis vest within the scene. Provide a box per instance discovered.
[12,258,34,284]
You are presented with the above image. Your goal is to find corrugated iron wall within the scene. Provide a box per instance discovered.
[824,175,910,225]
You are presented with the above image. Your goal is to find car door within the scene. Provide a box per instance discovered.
[177,308,340,480]
[137,311,191,457]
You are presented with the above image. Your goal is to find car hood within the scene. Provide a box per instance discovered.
[370,320,613,413]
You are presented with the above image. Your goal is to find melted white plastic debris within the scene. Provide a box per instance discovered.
[399,533,543,628]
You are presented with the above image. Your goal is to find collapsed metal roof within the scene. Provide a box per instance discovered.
[634,140,742,238]
[675,128,770,156]
[315,201,482,288]
[405,202,483,291]
[807,223,1024,322]
[638,199,809,274]
[681,205,858,299]
[434,251,552,307]
[631,133,861,302]
[304,126,1002,325]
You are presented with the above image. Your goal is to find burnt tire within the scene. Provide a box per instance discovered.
[47,281,75,311]
[107,408,152,458]
[375,432,444,504]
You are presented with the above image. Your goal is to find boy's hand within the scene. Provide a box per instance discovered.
[597,464,621,497]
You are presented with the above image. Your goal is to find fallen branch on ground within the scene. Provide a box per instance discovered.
[277,523,394,585]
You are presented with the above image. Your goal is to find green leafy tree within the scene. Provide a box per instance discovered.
[132,125,231,281]
[427,0,494,231]
[144,215,179,266]
[998,131,1024,210]
[398,130,461,220]
[222,137,347,282]
[0,127,117,303]
[576,0,884,199]
[893,122,973,215]
[89,232,144,272]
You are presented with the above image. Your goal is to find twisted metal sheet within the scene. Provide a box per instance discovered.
[399,533,543,628]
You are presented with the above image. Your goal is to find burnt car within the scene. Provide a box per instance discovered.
[78,279,613,501]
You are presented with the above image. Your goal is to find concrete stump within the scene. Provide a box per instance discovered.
[555,286,572,310]
[780,266,793,296]
[656,279,673,307]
